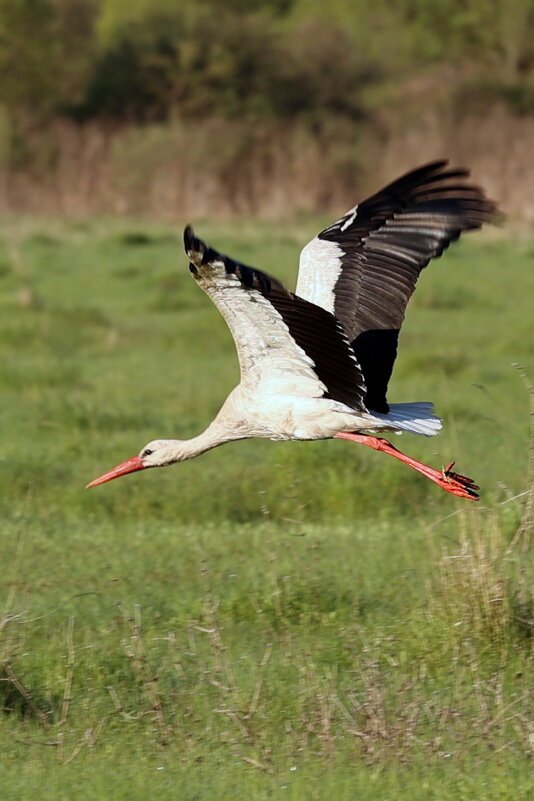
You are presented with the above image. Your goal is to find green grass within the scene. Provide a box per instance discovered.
[0,219,532,799]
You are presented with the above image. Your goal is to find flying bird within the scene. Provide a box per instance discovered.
[87,161,497,499]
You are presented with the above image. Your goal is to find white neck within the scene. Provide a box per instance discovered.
[164,419,243,463]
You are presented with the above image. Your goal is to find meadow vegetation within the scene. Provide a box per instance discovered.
[0,220,532,798]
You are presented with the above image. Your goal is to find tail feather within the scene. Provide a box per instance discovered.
[371,401,442,437]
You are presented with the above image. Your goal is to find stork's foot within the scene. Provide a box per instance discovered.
[334,432,480,501]
[440,462,480,500]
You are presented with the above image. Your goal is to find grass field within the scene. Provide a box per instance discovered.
[0,219,532,799]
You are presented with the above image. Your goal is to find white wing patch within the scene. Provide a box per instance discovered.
[339,205,358,232]
[184,226,367,412]
[296,237,343,313]
[196,261,329,399]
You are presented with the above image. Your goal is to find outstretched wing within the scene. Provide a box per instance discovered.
[183,226,366,411]
[296,161,498,412]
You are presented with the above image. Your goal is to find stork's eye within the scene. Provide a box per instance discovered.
[142,449,154,458]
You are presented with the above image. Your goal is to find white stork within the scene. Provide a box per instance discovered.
[87,161,497,500]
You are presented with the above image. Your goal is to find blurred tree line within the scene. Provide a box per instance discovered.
[1,0,533,219]
[1,0,534,124]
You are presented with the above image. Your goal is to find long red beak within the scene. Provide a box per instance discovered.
[86,455,146,488]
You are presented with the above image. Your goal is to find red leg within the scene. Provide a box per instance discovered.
[334,433,479,500]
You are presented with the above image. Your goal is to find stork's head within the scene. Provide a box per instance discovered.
[86,439,182,488]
